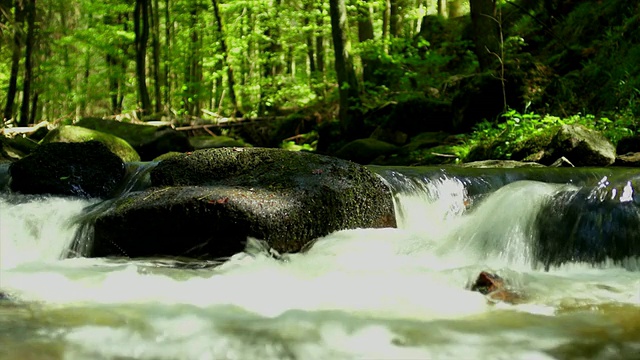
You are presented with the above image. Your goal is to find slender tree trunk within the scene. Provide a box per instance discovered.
[211,0,240,116]
[382,0,390,44]
[357,2,375,85]
[469,0,500,71]
[134,0,152,116]
[389,0,400,37]
[19,0,36,126]
[329,0,359,131]
[150,0,162,113]
[304,2,315,74]
[163,0,171,109]
[3,0,25,123]
[437,0,447,17]
[315,4,325,75]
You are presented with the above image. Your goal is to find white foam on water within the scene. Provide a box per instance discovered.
[0,195,95,269]
[1,179,639,360]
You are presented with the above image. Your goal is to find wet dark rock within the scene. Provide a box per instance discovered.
[334,138,398,164]
[75,118,193,161]
[9,141,126,198]
[91,148,396,259]
[469,271,523,304]
[370,126,408,146]
[535,181,640,268]
[542,124,616,166]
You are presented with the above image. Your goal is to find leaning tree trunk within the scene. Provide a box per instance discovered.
[134,0,152,117]
[329,0,360,134]
[3,0,25,123]
[469,0,500,71]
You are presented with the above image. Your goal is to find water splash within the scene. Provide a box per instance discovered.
[0,194,95,269]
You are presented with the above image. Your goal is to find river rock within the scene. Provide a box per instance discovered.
[41,125,141,162]
[75,117,193,161]
[9,141,126,198]
[543,124,616,166]
[615,152,640,167]
[334,138,398,164]
[91,147,397,259]
[189,135,247,150]
[534,180,640,268]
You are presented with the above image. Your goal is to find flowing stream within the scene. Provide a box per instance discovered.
[0,164,639,360]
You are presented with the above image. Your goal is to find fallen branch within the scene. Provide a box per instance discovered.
[175,116,288,131]
[431,152,458,158]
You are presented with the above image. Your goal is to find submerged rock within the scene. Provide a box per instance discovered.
[535,180,640,268]
[469,271,523,304]
[9,141,126,198]
[91,148,396,259]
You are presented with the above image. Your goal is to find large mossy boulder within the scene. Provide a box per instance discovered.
[534,180,640,268]
[91,148,397,259]
[189,135,247,150]
[542,124,616,166]
[41,125,140,162]
[9,141,126,198]
[75,118,192,160]
[334,138,398,164]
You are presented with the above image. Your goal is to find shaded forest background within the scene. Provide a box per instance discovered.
[1,0,639,159]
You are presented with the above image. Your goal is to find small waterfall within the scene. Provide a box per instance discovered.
[0,162,158,267]
[374,166,640,270]
[0,193,95,269]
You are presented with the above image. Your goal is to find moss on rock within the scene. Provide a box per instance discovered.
[41,125,141,162]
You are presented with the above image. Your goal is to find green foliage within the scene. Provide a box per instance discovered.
[460,110,636,160]
[279,131,318,152]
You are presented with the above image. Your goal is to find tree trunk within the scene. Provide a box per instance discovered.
[448,0,463,17]
[150,0,162,113]
[163,0,171,108]
[437,0,447,17]
[389,0,401,37]
[329,0,359,132]
[357,2,375,85]
[134,0,152,116]
[315,3,325,75]
[304,2,315,74]
[3,0,25,123]
[211,0,241,117]
[19,0,36,126]
[0,0,12,52]
[469,0,500,71]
